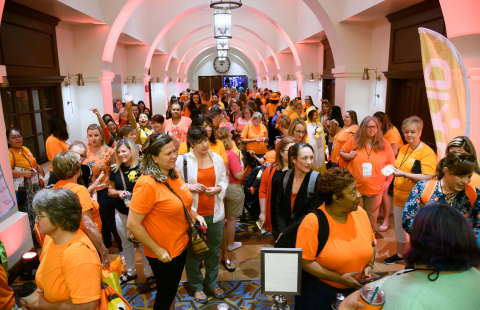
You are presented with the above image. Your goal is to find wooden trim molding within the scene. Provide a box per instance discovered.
[6,75,66,87]
[383,71,424,79]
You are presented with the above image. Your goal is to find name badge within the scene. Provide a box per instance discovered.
[345,129,350,132]
[362,163,372,177]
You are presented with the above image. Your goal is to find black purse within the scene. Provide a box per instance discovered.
[164,182,211,261]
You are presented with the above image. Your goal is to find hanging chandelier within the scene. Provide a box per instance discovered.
[218,50,228,58]
[217,38,230,50]
[210,0,242,9]
[214,9,232,39]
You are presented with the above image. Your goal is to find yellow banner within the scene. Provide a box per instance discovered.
[419,27,471,156]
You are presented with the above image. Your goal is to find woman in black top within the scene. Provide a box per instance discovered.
[276,142,323,242]
[108,138,155,288]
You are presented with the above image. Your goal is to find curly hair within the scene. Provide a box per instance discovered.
[317,167,356,205]
[141,133,178,183]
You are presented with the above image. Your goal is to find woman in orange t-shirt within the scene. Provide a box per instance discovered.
[289,101,303,121]
[52,150,109,266]
[339,116,394,234]
[46,116,69,184]
[295,168,375,310]
[176,127,228,304]
[164,102,192,145]
[241,112,268,168]
[22,188,102,310]
[331,110,359,166]
[128,134,206,310]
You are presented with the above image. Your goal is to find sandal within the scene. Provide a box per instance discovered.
[379,223,389,232]
[207,287,226,299]
[147,276,156,289]
[222,259,236,272]
[194,291,209,304]
[119,273,137,285]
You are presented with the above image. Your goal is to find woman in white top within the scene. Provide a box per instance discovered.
[175,126,228,304]
[306,107,327,173]
[235,105,253,135]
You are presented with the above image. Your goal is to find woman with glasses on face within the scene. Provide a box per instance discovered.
[302,95,314,116]
[383,116,437,265]
[235,105,254,137]
[241,112,269,169]
[403,151,480,237]
[339,116,395,240]
[287,118,308,143]
[7,128,45,232]
[446,136,480,189]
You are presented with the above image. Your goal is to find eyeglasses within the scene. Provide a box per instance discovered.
[9,135,22,140]
[35,214,47,221]
[366,125,378,130]
[294,130,307,134]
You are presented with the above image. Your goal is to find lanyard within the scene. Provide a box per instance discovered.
[365,145,373,161]
[17,147,35,169]
[399,142,421,169]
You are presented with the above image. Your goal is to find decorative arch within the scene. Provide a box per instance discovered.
[191,52,254,79]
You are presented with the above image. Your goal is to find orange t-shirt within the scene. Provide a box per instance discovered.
[393,143,437,206]
[283,106,293,118]
[130,174,192,258]
[331,125,359,164]
[53,181,102,233]
[302,103,313,115]
[241,124,268,154]
[289,112,301,122]
[296,204,374,289]
[36,230,102,307]
[46,135,69,172]
[9,146,37,170]
[291,193,297,212]
[84,145,114,191]
[264,150,276,164]
[471,173,480,190]
[384,126,404,149]
[0,265,15,309]
[341,137,395,195]
[202,100,212,108]
[197,166,215,216]
[266,103,278,118]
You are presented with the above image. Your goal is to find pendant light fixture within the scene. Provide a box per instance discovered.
[217,38,230,50]
[210,0,242,9]
[214,9,232,39]
[218,50,228,58]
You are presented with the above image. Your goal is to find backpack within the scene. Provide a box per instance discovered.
[275,170,321,250]
[182,154,188,182]
[421,179,477,208]
[242,164,272,218]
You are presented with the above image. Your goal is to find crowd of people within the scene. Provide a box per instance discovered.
[4,85,480,310]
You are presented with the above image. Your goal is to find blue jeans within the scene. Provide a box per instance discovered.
[295,272,354,310]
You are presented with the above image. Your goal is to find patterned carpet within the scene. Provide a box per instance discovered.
[122,279,295,310]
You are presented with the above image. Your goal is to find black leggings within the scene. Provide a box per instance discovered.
[97,188,122,251]
[147,250,187,310]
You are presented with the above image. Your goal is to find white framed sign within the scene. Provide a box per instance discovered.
[261,248,302,295]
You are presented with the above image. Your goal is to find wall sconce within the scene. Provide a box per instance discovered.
[156,77,160,83]
[126,76,137,84]
[64,73,84,87]
[310,73,315,81]
[264,76,267,81]
[287,74,290,81]
[169,77,172,82]
[1,76,9,88]
[362,68,381,81]
[272,76,276,81]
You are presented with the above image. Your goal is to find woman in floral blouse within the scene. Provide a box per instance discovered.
[84,124,122,254]
[403,151,480,237]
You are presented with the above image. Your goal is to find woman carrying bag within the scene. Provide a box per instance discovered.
[127,133,206,310]
[176,127,229,304]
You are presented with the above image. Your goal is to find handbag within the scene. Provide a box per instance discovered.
[99,281,132,310]
[163,182,211,261]
[118,168,138,243]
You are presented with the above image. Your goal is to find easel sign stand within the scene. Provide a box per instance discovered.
[261,248,302,310]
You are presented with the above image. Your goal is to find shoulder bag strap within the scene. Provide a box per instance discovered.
[118,166,127,191]
[163,182,194,227]
[283,169,293,191]
[182,154,188,183]
[312,209,330,257]
[8,149,15,167]
[307,171,320,199]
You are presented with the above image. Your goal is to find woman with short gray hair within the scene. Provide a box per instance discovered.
[240,111,269,168]
[20,188,102,310]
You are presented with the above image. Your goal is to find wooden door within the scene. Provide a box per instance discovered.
[322,78,335,106]
[198,76,210,94]
[211,76,222,94]
[388,79,435,150]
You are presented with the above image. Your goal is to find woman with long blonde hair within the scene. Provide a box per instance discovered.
[287,117,308,143]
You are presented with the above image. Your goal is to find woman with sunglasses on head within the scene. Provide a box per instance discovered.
[446,136,480,189]
[339,116,394,240]
[7,128,45,232]
[383,116,437,265]
[108,138,155,288]
[403,151,480,236]
[287,118,308,143]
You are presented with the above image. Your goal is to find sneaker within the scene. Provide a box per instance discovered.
[384,253,404,265]
[227,241,242,252]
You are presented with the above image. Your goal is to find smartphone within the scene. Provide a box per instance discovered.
[358,275,386,284]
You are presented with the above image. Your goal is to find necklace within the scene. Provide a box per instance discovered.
[365,145,374,160]
[439,179,458,205]
[399,142,421,168]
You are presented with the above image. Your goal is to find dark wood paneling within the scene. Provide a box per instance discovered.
[321,38,335,75]
[322,78,335,107]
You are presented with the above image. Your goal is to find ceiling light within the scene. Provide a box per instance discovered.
[217,38,229,50]
[218,50,228,58]
[210,0,242,9]
[214,9,232,39]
